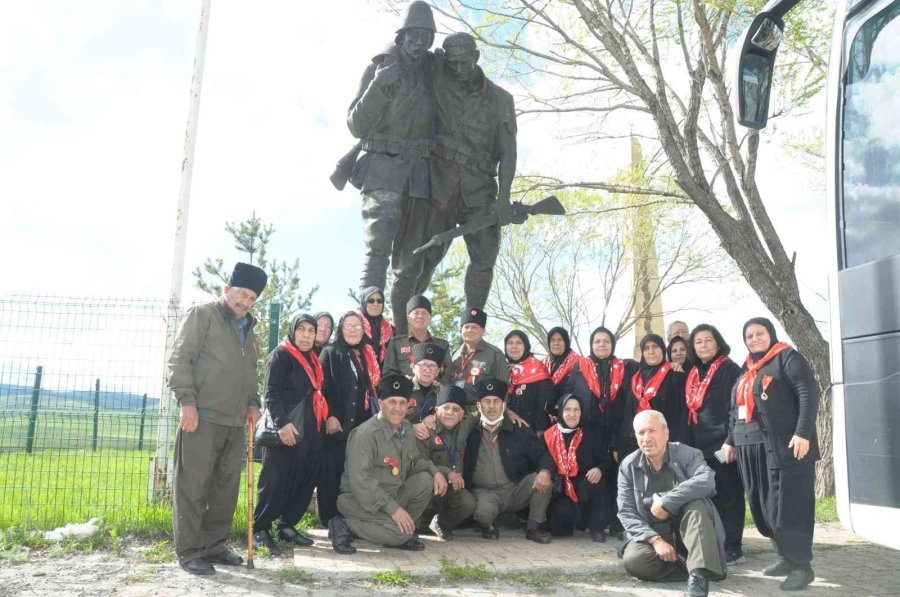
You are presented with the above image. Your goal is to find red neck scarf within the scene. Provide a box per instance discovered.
[281,339,328,431]
[736,342,791,422]
[577,356,625,410]
[632,362,672,412]
[685,355,731,425]
[508,356,551,391]
[544,425,583,502]
[545,351,579,386]
[360,344,381,410]
[358,311,393,363]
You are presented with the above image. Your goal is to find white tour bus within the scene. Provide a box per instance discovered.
[734,0,900,550]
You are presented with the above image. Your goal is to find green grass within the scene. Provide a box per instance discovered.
[0,411,164,452]
[743,496,838,526]
[439,557,491,581]
[370,570,418,587]
[141,540,175,564]
[124,573,156,584]
[499,571,557,590]
[274,568,315,584]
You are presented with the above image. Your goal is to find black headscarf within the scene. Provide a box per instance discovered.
[666,335,690,364]
[286,313,317,351]
[742,316,779,362]
[359,286,385,348]
[639,333,666,381]
[313,311,334,352]
[504,329,532,364]
[546,326,572,362]
[555,393,582,432]
[589,326,617,364]
[335,311,365,350]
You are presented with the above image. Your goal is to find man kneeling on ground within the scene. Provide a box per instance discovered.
[464,377,554,544]
[330,374,448,553]
[618,409,726,597]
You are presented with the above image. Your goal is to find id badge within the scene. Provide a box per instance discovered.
[738,405,747,421]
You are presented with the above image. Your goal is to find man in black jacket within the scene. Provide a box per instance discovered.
[464,377,554,543]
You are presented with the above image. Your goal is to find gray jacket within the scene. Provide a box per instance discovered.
[617,442,726,561]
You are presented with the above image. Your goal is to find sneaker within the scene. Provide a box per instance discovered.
[726,549,746,565]
[429,515,453,541]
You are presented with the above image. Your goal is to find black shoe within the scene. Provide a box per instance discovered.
[525,528,551,544]
[764,558,794,577]
[278,526,314,547]
[328,515,356,555]
[591,530,607,543]
[481,523,499,540]
[780,567,814,591]
[617,531,627,541]
[206,550,242,566]
[253,530,282,557]
[429,516,453,541]
[685,569,709,597]
[180,557,215,576]
[395,535,425,551]
[726,548,746,565]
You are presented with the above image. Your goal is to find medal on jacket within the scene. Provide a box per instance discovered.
[384,456,400,476]
[515,384,526,396]
[761,374,773,401]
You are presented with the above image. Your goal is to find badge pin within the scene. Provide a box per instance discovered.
[391,467,399,476]
[761,392,769,401]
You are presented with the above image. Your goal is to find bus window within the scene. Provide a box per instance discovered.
[841,2,900,268]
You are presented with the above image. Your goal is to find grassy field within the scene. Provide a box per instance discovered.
[0,411,163,452]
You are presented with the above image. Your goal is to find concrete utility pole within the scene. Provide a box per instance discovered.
[629,136,666,360]
[151,0,211,503]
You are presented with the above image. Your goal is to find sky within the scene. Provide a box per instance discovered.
[0,1,833,358]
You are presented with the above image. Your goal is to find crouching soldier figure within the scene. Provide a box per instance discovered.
[617,410,727,597]
[464,377,554,543]
[331,374,448,553]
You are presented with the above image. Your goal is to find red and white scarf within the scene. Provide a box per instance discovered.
[544,350,579,386]
[685,355,731,425]
[358,312,393,364]
[544,425,583,502]
[508,355,551,392]
[632,362,672,412]
[578,356,625,411]
[735,342,791,422]
[281,339,329,431]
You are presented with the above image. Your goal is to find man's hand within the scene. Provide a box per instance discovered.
[326,416,343,435]
[391,507,415,535]
[180,404,199,433]
[651,536,678,562]
[586,467,602,484]
[650,493,670,520]
[247,406,261,428]
[494,201,514,226]
[433,472,448,497]
[373,62,402,89]
[721,443,737,464]
[506,409,530,428]
[422,414,437,430]
[789,435,810,460]
[278,422,299,446]
[414,423,431,441]
[448,471,465,491]
[533,469,552,493]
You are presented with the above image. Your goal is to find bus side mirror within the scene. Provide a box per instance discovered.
[736,14,785,130]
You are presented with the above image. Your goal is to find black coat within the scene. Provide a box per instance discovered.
[686,359,742,458]
[463,418,554,486]
[563,359,638,451]
[619,368,688,456]
[506,378,554,433]
[320,344,375,441]
[262,346,322,444]
[727,348,820,468]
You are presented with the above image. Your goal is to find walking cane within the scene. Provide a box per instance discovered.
[246,423,255,570]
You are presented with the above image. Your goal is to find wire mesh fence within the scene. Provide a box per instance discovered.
[0,295,286,533]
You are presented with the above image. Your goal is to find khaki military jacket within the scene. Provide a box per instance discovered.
[450,340,509,402]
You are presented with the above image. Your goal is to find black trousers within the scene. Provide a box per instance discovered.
[707,457,746,552]
[736,443,815,567]
[254,437,322,531]
[547,477,608,536]
[316,438,346,525]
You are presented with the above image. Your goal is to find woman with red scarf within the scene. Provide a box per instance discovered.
[254,314,328,555]
[685,324,745,566]
[619,334,687,457]
[543,327,580,399]
[544,394,614,542]
[317,311,380,526]
[722,317,819,592]
[505,330,554,434]
[358,286,394,366]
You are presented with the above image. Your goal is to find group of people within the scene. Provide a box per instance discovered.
[168,262,821,597]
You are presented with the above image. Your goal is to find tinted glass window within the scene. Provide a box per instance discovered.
[842,2,900,268]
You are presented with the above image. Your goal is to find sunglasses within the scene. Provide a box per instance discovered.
[367,298,384,304]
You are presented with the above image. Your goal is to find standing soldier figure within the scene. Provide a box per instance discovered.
[167,262,267,575]
[346,1,437,325]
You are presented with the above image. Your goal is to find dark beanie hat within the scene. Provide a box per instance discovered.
[377,374,414,400]
[461,306,487,328]
[475,377,508,401]
[436,385,467,408]
[639,333,666,353]
[406,295,432,315]
[742,317,779,345]
[411,342,445,365]
[229,262,268,296]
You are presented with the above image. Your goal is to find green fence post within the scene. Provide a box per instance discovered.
[92,379,100,451]
[26,365,43,454]
[138,393,148,450]
[268,302,282,354]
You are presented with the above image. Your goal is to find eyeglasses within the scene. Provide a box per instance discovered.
[342,324,363,331]
[416,363,439,370]
[367,298,384,305]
